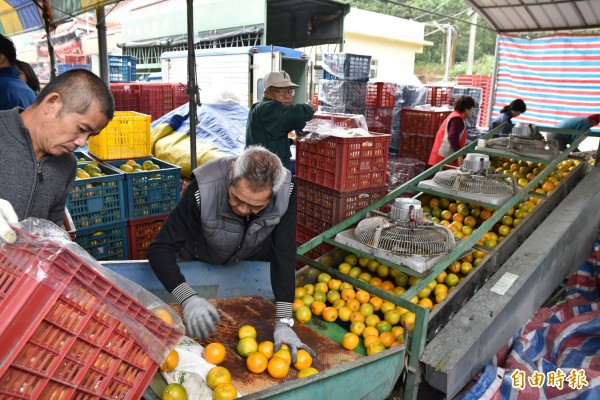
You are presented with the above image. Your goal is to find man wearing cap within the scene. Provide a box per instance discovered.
[0,34,36,110]
[246,70,317,170]
[547,114,600,152]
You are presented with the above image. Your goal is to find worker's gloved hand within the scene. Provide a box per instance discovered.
[0,199,18,244]
[181,295,221,339]
[274,322,316,364]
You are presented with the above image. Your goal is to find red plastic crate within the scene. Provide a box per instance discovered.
[0,229,181,399]
[296,225,333,264]
[311,112,366,129]
[426,85,454,107]
[296,178,387,232]
[398,132,436,163]
[110,83,139,112]
[365,107,393,133]
[136,83,174,121]
[400,109,452,137]
[127,214,168,260]
[172,83,189,109]
[296,132,390,192]
[367,82,400,108]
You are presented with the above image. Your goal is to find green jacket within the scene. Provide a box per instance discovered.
[245,97,314,169]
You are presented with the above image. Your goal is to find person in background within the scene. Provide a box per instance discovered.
[547,114,600,152]
[428,95,476,167]
[0,34,36,110]
[493,99,527,137]
[246,70,317,170]
[0,69,114,244]
[147,146,316,364]
[16,60,40,94]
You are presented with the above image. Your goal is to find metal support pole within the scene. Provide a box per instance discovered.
[466,13,478,75]
[96,7,108,85]
[41,2,56,80]
[443,24,452,82]
[187,0,198,171]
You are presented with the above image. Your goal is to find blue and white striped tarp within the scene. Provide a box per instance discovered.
[493,34,600,128]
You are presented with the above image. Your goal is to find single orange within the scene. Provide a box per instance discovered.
[272,348,292,365]
[297,367,319,378]
[203,342,226,365]
[246,351,268,374]
[322,307,338,322]
[238,325,257,340]
[160,349,179,372]
[258,341,274,359]
[161,383,187,400]
[363,335,380,348]
[237,337,258,358]
[380,281,395,292]
[206,366,232,390]
[213,383,238,400]
[310,301,326,316]
[267,356,290,379]
[341,332,359,351]
[379,332,396,348]
[293,349,313,370]
[292,298,305,312]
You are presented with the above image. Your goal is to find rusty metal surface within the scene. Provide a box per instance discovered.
[177,296,362,397]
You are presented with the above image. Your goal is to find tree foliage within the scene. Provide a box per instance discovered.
[344,0,498,80]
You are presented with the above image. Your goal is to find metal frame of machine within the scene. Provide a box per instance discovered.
[296,122,599,399]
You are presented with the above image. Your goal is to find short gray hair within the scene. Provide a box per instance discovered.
[231,146,285,193]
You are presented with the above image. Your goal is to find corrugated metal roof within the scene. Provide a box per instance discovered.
[465,0,600,33]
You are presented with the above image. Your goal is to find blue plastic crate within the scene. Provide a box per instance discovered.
[322,53,371,81]
[105,157,181,220]
[108,55,137,82]
[67,163,126,230]
[76,221,128,261]
[57,64,91,74]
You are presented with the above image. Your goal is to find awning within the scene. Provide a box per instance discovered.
[0,0,120,37]
[465,0,600,33]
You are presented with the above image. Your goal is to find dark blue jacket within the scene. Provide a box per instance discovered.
[0,67,36,110]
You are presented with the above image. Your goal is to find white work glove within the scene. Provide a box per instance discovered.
[0,199,18,244]
[181,295,221,339]
[274,322,317,364]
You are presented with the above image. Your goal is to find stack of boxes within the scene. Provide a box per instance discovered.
[365,83,404,155]
[453,86,484,143]
[457,74,492,127]
[109,83,189,121]
[318,53,371,115]
[67,112,181,261]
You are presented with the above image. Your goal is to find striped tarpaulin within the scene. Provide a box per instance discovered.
[493,34,600,128]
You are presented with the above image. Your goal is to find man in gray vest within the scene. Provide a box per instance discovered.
[147,146,315,363]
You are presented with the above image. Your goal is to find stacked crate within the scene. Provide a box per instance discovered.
[318,53,371,115]
[295,114,391,261]
[453,86,484,143]
[69,112,181,261]
[365,82,403,155]
[109,83,190,121]
[108,55,137,82]
[457,74,492,127]
[398,108,452,164]
[426,85,454,107]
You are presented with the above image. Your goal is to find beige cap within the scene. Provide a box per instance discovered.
[264,70,299,89]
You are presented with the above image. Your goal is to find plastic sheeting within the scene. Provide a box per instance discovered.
[150,102,248,178]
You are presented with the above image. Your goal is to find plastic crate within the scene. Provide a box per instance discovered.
[426,85,454,107]
[110,83,139,112]
[296,132,390,192]
[0,229,181,399]
[73,151,94,162]
[311,112,367,129]
[108,55,137,82]
[366,82,402,108]
[57,64,91,74]
[296,225,333,264]
[67,163,126,231]
[297,178,387,233]
[318,80,367,109]
[400,109,452,137]
[398,132,436,164]
[322,53,372,81]
[136,83,174,121]
[365,107,393,134]
[172,83,189,109]
[105,158,181,220]
[76,222,128,261]
[127,214,168,260]
[88,111,151,160]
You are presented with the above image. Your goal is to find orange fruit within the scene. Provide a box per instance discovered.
[391,325,405,339]
[341,288,356,301]
[237,337,258,358]
[246,351,268,374]
[213,383,237,400]
[338,306,352,322]
[273,348,292,365]
[154,308,174,326]
[363,335,380,348]
[369,277,383,287]
[342,332,360,350]
[293,349,313,370]
[297,367,319,378]
[206,366,232,390]
[328,279,342,291]
[349,320,366,336]
[369,296,383,312]
[349,311,365,322]
[203,342,226,365]
[332,299,346,310]
[362,326,379,339]
[380,281,395,292]
[346,299,360,311]
[400,312,416,332]
[322,307,338,322]
[292,298,305,312]
[418,298,433,309]
[238,325,257,340]
[161,383,187,400]
[379,332,396,348]
[267,356,290,379]
[160,349,179,372]
[368,342,386,356]
[295,305,312,323]
[258,340,274,359]
[365,314,381,327]
[355,290,371,304]
[310,301,326,316]
[295,287,307,299]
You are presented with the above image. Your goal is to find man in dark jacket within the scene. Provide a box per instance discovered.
[147,146,316,363]
[0,69,114,243]
[0,34,36,110]
[245,70,316,170]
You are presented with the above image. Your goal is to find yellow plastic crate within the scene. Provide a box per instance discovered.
[88,111,151,160]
